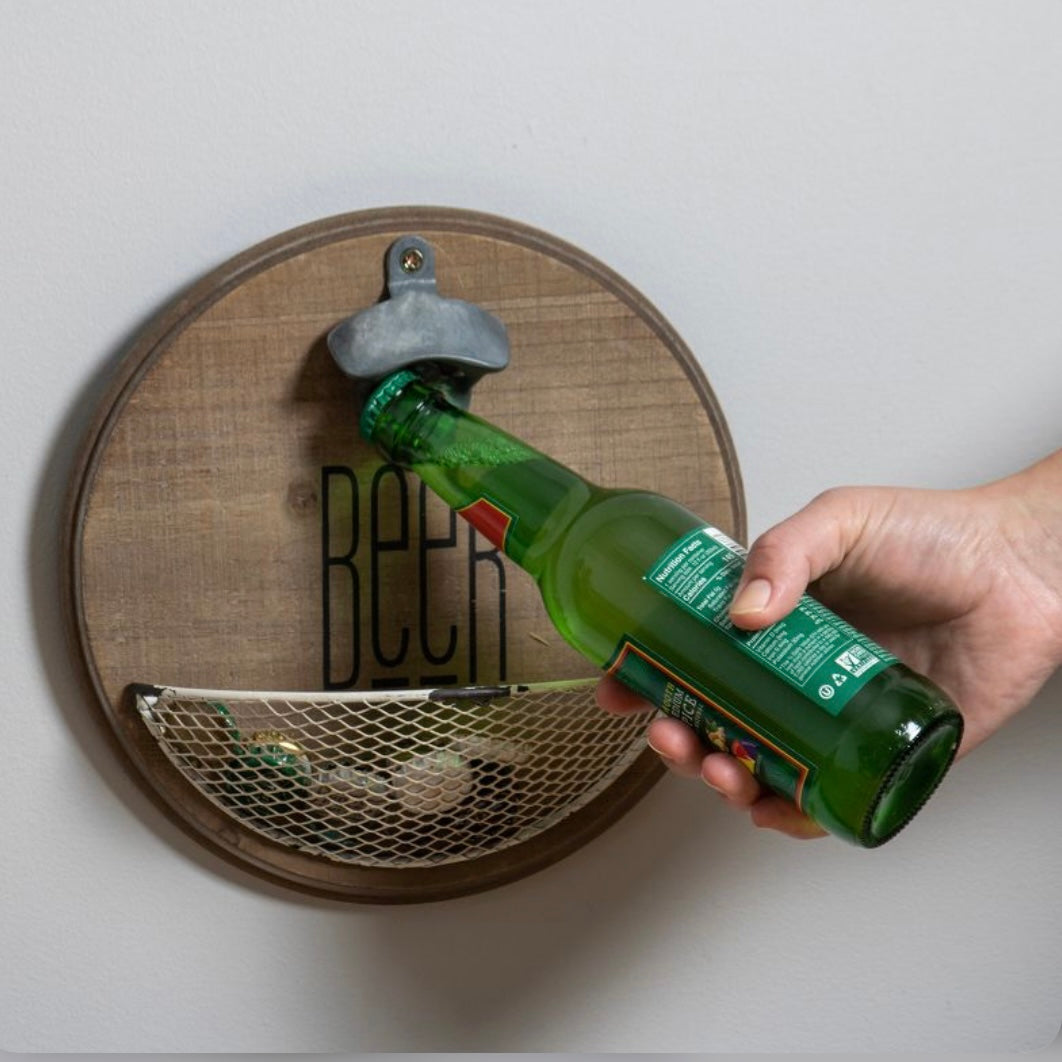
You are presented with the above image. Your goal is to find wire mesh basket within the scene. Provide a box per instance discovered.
[132,680,654,870]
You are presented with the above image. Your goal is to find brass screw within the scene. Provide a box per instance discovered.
[400,247,425,274]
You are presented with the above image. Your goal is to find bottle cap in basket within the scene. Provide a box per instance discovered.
[247,730,311,772]
[249,730,306,756]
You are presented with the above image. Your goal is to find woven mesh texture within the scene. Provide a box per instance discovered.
[134,681,652,867]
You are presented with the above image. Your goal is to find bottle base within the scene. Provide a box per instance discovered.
[862,714,963,847]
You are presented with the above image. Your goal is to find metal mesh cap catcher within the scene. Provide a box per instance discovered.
[133,681,651,869]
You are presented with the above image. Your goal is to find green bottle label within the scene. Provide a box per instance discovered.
[608,636,810,806]
[645,525,896,715]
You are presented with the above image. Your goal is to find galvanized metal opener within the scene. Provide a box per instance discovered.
[327,234,510,408]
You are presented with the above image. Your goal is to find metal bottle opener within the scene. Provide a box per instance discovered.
[327,234,510,408]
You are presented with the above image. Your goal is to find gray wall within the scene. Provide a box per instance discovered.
[4,1,1060,1053]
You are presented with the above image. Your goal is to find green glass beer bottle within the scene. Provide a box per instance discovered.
[359,370,964,847]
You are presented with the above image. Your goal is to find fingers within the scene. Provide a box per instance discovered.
[729,487,879,630]
[647,719,824,838]
[595,674,655,715]
[701,754,826,838]
[700,749,763,805]
[646,717,709,778]
[596,679,826,840]
[747,798,829,839]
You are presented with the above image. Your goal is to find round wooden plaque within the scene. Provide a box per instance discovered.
[64,207,745,902]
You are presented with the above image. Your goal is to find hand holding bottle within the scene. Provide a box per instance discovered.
[598,449,1062,839]
[364,371,986,844]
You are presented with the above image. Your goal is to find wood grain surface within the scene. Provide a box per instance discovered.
[64,207,746,901]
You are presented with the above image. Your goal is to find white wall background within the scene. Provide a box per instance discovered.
[3,0,1061,1054]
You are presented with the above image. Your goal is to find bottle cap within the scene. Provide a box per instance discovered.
[249,730,309,760]
[359,369,420,440]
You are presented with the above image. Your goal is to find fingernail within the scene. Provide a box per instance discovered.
[702,776,727,796]
[647,739,679,769]
[647,738,669,760]
[731,577,771,616]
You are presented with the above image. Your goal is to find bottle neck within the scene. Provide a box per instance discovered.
[365,378,593,574]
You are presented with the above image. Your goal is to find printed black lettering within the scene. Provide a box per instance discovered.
[468,525,507,683]
[321,466,359,689]
[370,465,411,668]
[418,483,459,666]
[321,464,508,691]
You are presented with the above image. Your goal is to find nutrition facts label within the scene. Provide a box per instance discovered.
[645,525,896,714]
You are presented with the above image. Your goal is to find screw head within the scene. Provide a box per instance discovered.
[399,247,425,274]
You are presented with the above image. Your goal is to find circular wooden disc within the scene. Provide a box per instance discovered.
[64,207,745,902]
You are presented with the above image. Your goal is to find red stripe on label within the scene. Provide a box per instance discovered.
[457,497,513,552]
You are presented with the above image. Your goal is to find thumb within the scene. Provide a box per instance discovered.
[729,487,879,630]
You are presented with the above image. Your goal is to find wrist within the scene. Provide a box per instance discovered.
[985,449,1062,661]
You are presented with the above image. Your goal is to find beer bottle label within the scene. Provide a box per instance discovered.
[645,525,896,715]
[607,635,811,806]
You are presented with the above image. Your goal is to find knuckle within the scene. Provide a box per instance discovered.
[745,527,793,569]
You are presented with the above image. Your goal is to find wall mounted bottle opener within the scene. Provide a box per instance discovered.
[65,207,743,902]
[327,234,510,406]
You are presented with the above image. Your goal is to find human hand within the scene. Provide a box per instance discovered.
[597,450,1062,839]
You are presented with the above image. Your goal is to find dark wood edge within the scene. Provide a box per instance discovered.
[61,205,743,903]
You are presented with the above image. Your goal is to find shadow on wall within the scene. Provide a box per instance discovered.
[30,286,305,903]
[292,778,730,1053]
